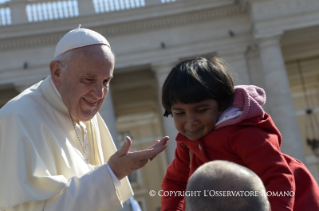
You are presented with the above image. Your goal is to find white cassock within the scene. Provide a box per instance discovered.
[0,76,133,211]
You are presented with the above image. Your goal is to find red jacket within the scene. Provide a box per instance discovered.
[161,86,319,211]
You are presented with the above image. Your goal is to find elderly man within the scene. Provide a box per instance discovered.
[185,160,270,211]
[0,27,168,211]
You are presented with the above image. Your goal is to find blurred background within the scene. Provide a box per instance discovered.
[0,0,319,210]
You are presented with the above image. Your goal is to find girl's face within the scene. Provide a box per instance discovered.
[171,99,221,141]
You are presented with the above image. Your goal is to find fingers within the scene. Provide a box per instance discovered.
[157,136,169,147]
[149,136,169,161]
[108,136,167,180]
[131,145,167,161]
[160,136,170,144]
[148,140,160,149]
[116,136,132,157]
[149,136,169,149]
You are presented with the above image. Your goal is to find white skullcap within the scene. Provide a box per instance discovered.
[54,26,111,57]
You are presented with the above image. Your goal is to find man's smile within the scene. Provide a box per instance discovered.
[83,97,98,105]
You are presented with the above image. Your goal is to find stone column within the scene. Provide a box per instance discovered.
[77,0,96,16]
[9,0,28,25]
[257,35,305,162]
[99,88,120,149]
[152,62,178,164]
[223,47,251,85]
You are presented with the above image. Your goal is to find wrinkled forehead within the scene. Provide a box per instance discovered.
[65,46,114,75]
[66,45,114,66]
[77,44,113,56]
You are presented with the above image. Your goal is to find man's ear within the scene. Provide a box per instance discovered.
[50,61,62,87]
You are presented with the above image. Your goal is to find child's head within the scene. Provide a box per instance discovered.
[162,54,234,117]
[161,55,235,140]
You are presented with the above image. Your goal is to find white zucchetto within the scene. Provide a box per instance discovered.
[54,26,111,57]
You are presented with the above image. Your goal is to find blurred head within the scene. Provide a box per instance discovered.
[162,55,234,140]
[50,44,114,121]
[185,160,270,211]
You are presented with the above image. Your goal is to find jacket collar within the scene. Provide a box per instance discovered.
[40,76,69,117]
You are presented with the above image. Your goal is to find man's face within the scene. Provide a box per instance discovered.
[56,45,114,122]
[171,99,220,141]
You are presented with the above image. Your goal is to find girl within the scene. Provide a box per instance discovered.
[160,55,319,211]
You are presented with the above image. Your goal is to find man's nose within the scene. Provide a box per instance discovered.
[93,84,107,98]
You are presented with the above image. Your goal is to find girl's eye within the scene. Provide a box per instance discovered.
[174,112,184,115]
[198,109,207,113]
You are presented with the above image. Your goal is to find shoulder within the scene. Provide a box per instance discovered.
[227,123,265,136]
[0,81,53,145]
[0,81,46,119]
[210,115,279,145]
[204,124,264,149]
[223,120,281,153]
[219,113,279,137]
[209,122,262,140]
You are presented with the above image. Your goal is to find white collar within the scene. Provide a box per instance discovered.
[216,107,243,126]
[41,76,69,117]
[50,77,62,99]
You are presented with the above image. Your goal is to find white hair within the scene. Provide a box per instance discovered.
[53,45,115,72]
[53,50,75,72]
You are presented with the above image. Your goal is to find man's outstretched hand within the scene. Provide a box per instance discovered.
[108,136,169,180]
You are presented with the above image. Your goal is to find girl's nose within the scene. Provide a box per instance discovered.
[186,116,198,126]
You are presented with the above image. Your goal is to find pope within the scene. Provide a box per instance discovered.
[0,27,168,211]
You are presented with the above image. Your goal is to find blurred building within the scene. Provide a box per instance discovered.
[1,0,319,210]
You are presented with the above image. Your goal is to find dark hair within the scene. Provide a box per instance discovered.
[162,54,234,117]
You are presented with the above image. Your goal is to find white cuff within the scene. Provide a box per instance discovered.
[106,164,121,188]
